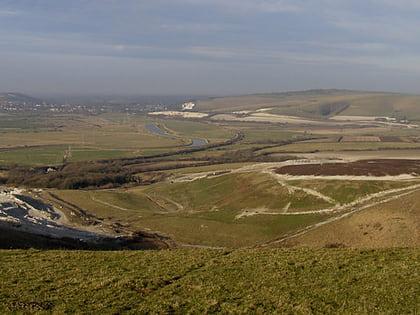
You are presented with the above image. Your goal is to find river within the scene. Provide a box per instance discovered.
[146,124,207,147]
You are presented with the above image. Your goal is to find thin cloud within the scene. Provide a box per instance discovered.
[184,46,239,58]
[3,29,418,74]
[177,0,303,13]
[2,0,420,94]
[330,14,420,44]
[181,43,420,74]
[0,10,20,16]
[370,0,420,10]
[159,22,232,32]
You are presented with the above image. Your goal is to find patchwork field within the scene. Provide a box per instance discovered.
[0,114,233,166]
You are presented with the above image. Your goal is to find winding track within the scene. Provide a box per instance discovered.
[257,186,420,247]
[168,161,420,223]
[263,168,337,204]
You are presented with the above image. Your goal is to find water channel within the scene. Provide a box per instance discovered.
[146,124,207,147]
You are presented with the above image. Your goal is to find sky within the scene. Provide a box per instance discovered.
[1,0,420,96]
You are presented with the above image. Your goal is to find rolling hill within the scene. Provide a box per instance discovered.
[0,92,42,104]
[194,89,420,121]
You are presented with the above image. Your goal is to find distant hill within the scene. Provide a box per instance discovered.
[194,89,420,121]
[0,92,43,104]
[43,94,212,108]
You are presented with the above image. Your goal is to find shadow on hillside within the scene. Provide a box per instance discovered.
[0,227,173,250]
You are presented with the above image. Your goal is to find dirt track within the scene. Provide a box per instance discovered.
[258,187,420,248]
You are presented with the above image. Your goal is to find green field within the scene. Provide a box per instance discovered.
[240,128,303,142]
[0,248,418,314]
[0,115,46,131]
[0,146,138,166]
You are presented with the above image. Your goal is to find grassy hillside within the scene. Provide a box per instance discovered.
[49,167,419,248]
[52,184,331,248]
[195,89,363,112]
[195,90,420,120]
[279,190,420,248]
[50,171,338,247]
[0,248,418,313]
[143,172,332,213]
[339,94,420,118]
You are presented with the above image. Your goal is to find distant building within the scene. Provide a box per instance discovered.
[182,102,195,110]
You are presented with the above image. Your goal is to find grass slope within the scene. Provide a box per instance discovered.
[144,172,332,213]
[50,169,418,248]
[0,248,418,314]
[280,190,420,248]
[51,171,336,247]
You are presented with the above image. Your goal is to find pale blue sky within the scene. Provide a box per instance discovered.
[1,0,420,95]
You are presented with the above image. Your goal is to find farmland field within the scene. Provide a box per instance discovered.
[0,114,233,166]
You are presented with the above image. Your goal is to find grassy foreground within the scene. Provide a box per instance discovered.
[0,249,418,314]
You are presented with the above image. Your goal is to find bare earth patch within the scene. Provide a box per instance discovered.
[276,159,420,176]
